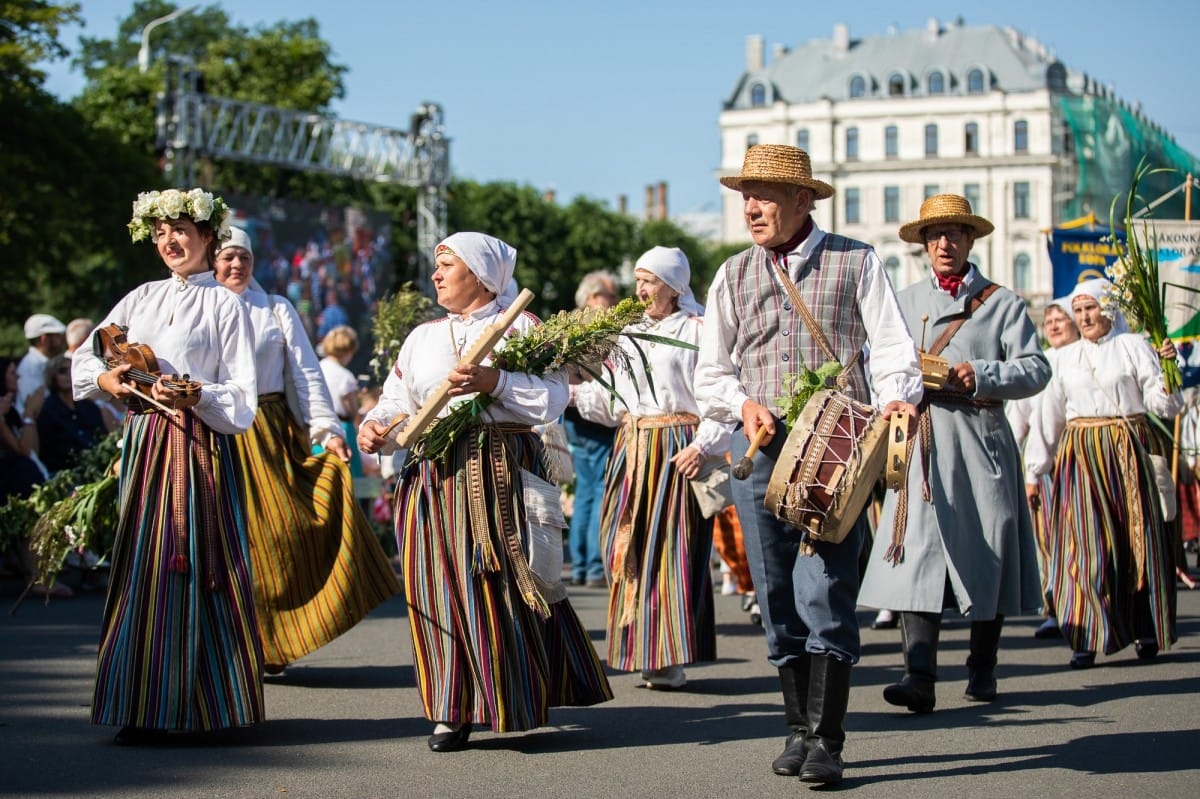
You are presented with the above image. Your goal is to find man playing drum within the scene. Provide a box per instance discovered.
[859,194,1049,714]
[696,144,922,785]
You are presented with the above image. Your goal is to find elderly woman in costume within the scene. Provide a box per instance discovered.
[860,194,1049,714]
[574,246,730,690]
[358,232,611,752]
[1007,297,1080,640]
[1024,277,1182,669]
[213,228,399,675]
[72,188,260,744]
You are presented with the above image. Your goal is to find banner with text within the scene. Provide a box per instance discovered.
[1047,225,1124,299]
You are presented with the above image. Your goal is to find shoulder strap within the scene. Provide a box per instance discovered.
[927,283,1000,356]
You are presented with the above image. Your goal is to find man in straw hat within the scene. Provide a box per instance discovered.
[695,144,923,785]
[859,194,1049,715]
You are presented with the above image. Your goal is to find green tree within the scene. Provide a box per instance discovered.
[0,0,80,97]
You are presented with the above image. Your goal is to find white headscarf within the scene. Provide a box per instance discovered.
[634,245,703,315]
[436,232,518,309]
[217,226,253,257]
[1069,277,1131,335]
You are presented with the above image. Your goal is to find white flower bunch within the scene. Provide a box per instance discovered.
[128,188,233,243]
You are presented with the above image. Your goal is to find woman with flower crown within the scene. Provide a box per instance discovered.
[213,227,399,675]
[71,188,262,744]
[357,232,612,753]
[1024,277,1182,669]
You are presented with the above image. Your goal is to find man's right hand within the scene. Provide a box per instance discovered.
[741,400,776,448]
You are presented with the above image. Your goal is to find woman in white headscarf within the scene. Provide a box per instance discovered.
[1006,295,1080,640]
[358,232,611,752]
[574,246,730,689]
[213,228,400,675]
[1025,278,1182,669]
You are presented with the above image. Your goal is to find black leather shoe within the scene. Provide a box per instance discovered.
[1033,618,1062,639]
[427,723,472,752]
[1135,640,1159,660]
[770,730,808,776]
[798,740,843,784]
[1069,650,1096,669]
[882,675,935,713]
[964,670,997,702]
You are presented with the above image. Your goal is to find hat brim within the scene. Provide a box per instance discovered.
[719,174,835,200]
[898,213,994,244]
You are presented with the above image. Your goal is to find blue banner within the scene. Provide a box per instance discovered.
[1046,226,1125,299]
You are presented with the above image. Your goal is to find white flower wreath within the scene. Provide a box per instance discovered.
[127,188,233,243]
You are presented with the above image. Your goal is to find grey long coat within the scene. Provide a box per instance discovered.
[859,273,1049,620]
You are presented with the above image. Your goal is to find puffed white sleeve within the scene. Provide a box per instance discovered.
[275,296,343,446]
[72,290,136,401]
[695,266,749,424]
[191,296,258,434]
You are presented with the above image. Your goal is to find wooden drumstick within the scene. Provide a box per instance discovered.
[732,425,770,480]
[919,314,930,351]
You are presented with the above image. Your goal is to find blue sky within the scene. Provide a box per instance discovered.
[43,1,1200,217]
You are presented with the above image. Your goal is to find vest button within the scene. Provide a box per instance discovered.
[783,303,792,311]
[781,354,790,362]
[781,329,790,336]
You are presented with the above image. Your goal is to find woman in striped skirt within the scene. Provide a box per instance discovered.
[575,247,729,689]
[359,232,612,752]
[72,189,261,743]
[214,229,400,673]
[1025,278,1182,669]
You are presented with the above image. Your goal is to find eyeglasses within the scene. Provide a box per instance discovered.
[923,228,967,243]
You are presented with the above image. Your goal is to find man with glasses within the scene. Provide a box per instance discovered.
[859,194,1050,714]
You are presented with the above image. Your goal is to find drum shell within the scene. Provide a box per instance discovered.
[764,389,889,543]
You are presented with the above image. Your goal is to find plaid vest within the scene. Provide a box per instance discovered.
[726,233,872,407]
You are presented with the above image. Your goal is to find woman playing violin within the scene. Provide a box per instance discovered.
[71,188,260,745]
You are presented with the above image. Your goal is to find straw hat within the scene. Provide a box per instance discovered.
[899,194,994,244]
[719,144,835,199]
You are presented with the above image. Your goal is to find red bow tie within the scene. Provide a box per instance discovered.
[936,272,964,298]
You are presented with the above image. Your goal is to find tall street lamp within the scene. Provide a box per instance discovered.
[138,5,198,73]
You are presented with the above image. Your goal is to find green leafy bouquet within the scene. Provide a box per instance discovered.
[774,362,844,427]
[368,283,438,386]
[1104,158,1183,393]
[413,297,693,462]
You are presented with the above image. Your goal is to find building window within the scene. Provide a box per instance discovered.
[885,256,901,288]
[888,72,906,96]
[925,124,938,157]
[796,128,809,152]
[967,68,986,94]
[846,126,859,160]
[927,71,945,94]
[746,133,759,151]
[964,183,981,214]
[924,184,940,200]
[884,186,900,223]
[1014,119,1029,154]
[1013,253,1031,291]
[1014,182,1031,218]
[750,83,767,107]
[964,122,979,155]
[845,188,861,224]
[885,125,898,158]
[849,75,867,98]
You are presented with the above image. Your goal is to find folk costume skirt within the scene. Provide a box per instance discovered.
[92,410,263,732]
[600,414,716,672]
[233,395,400,669]
[1049,416,1177,656]
[395,424,612,732]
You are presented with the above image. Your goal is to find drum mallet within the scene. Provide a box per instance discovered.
[732,425,771,480]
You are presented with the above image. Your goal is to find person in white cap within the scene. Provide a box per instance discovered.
[213,227,399,675]
[358,232,612,753]
[17,313,67,415]
[573,245,730,691]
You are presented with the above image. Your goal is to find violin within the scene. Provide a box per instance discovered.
[95,324,201,415]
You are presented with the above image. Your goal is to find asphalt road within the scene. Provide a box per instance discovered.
[2,563,1198,799]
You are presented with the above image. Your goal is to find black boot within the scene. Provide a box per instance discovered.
[798,655,851,785]
[965,616,1003,702]
[771,655,811,776]
[882,611,939,713]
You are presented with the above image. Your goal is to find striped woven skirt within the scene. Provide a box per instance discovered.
[395,424,612,732]
[600,415,716,672]
[92,410,263,732]
[232,395,400,669]
[1049,416,1177,655]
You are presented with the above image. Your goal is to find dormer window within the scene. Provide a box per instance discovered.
[849,75,867,98]
[750,83,767,107]
[888,72,906,96]
[927,71,945,94]
[967,68,986,94]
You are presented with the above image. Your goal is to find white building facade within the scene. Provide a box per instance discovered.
[716,19,1185,304]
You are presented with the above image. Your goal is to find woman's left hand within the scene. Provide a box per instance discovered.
[1159,338,1178,361]
[671,444,704,479]
[448,363,499,396]
[325,436,352,462]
